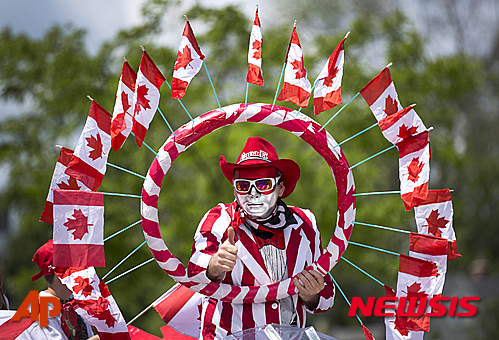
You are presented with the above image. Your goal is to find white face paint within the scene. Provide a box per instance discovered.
[235,181,284,219]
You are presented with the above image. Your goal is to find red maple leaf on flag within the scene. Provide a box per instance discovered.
[174,45,194,71]
[425,209,449,237]
[121,91,131,115]
[398,124,419,140]
[322,67,339,87]
[407,157,424,183]
[57,176,81,190]
[384,95,399,115]
[86,133,103,161]
[64,209,92,240]
[73,276,94,297]
[135,84,151,115]
[393,315,413,336]
[404,282,429,301]
[291,57,307,79]
[77,297,117,328]
[252,40,262,59]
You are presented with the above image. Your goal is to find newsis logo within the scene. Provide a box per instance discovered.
[11,291,61,327]
[348,296,480,318]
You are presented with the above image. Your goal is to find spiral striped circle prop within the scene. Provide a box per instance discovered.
[141,103,356,304]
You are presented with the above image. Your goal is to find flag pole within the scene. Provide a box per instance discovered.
[102,240,147,280]
[55,145,146,180]
[318,92,360,132]
[334,122,377,147]
[99,192,142,199]
[354,221,411,234]
[163,79,194,123]
[104,220,142,242]
[318,62,393,132]
[348,241,400,256]
[127,301,155,326]
[140,45,178,135]
[271,63,286,110]
[272,20,296,111]
[298,31,350,117]
[86,94,160,156]
[333,103,417,149]
[349,145,397,170]
[354,190,401,196]
[244,82,250,105]
[329,275,365,326]
[105,258,155,285]
[130,131,158,156]
[340,256,385,286]
[203,61,222,110]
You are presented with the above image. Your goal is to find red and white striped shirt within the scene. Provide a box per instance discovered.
[188,202,335,339]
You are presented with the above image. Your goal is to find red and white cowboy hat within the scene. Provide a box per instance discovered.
[219,136,300,198]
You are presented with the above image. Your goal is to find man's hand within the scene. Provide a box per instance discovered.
[206,227,238,281]
[293,269,325,310]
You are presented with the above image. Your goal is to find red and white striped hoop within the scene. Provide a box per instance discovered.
[141,103,355,304]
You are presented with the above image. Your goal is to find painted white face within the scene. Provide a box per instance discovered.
[235,180,285,219]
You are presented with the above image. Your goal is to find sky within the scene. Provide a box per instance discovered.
[1,0,159,52]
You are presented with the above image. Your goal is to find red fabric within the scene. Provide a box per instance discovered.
[277,82,311,108]
[65,153,105,191]
[111,61,137,151]
[362,324,375,340]
[398,254,438,277]
[313,91,341,115]
[128,325,196,339]
[53,189,104,206]
[154,286,196,324]
[132,51,165,147]
[247,63,264,86]
[409,232,448,256]
[0,315,34,339]
[253,228,285,250]
[53,243,105,267]
[359,67,393,106]
[313,36,346,114]
[219,136,300,198]
[188,203,335,337]
[31,239,55,280]
[88,101,112,133]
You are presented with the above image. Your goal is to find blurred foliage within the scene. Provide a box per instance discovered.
[1,0,498,338]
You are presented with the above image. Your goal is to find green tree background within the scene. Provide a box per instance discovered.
[1,0,497,338]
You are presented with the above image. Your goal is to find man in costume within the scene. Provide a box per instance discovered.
[18,240,98,340]
[188,136,335,339]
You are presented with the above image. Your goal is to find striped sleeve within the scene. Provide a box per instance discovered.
[188,204,231,279]
[299,208,336,314]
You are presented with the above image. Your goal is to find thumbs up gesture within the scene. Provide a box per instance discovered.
[207,227,238,281]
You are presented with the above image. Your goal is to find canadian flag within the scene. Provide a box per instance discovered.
[378,105,426,145]
[132,50,165,147]
[414,189,461,260]
[360,67,403,121]
[396,131,431,211]
[0,310,34,339]
[40,147,92,225]
[246,7,264,86]
[313,34,347,115]
[277,26,311,108]
[111,60,137,151]
[153,283,204,339]
[52,189,105,267]
[56,267,130,339]
[385,255,438,337]
[384,284,424,340]
[65,100,112,191]
[171,20,205,99]
[409,232,448,296]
